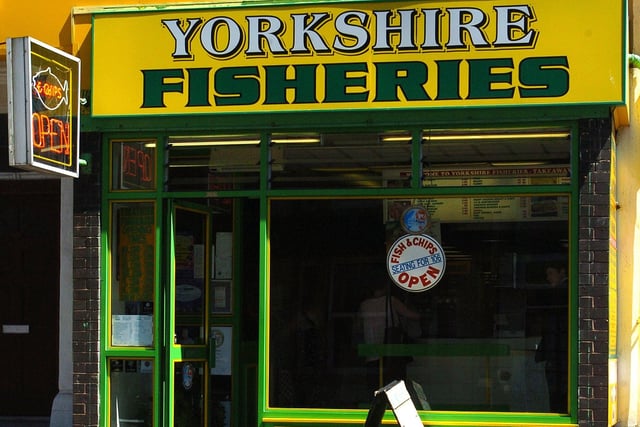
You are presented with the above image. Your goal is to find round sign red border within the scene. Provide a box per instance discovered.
[386,233,446,293]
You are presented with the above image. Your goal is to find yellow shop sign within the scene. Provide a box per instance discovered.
[92,0,625,116]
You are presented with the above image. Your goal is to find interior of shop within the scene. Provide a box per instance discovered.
[269,196,569,412]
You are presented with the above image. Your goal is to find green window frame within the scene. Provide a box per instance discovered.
[100,121,580,427]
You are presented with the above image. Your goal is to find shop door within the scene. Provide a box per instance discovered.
[168,203,217,427]
[0,181,59,415]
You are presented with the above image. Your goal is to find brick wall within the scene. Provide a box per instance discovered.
[578,118,612,427]
[73,133,102,427]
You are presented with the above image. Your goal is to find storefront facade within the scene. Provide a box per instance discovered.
[87,1,625,425]
[1,0,637,426]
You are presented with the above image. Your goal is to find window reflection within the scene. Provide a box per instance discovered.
[109,359,153,427]
[270,132,412,189]
[269,197,569,413]
[166,135,261,191]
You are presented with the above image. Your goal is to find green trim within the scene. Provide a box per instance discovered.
[99,135,109,427]
[82,105,610,133]
[258,184,270,418]
[569,124,580,420]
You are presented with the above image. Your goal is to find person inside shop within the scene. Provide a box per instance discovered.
[534,263,569,412]
[357,281,420,394]
[293,298,328,406]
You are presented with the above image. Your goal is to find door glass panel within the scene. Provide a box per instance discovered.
[171,204,211,427]
[109,359,154,427]
[210,326,233,427]
[174,361,204,427]
[110,202,155,347]
[173,206,208,345]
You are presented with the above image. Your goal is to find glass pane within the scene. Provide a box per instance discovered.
[174,207,208,345]
[174,361,204,427]
[109,359,154,427]
[110,202,155,347]
[166,135,261,191]
[421,129,571,187]
[270,131,412,189]
[269,197,569,413]
[111,139,157,191]
[210,326,233,427]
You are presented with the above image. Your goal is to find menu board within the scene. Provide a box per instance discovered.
[438,196,566,222]
[387,196,568,224]
[384,166,570,222]
[422,166,570,187]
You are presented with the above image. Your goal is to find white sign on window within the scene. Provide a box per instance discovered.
[112,315,153,346]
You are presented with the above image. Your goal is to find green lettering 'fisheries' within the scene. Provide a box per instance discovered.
[141,57,569,108]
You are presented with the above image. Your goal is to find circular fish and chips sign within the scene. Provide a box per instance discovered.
[387,234,446,292]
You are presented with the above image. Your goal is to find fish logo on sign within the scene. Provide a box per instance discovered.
[32,67,69,111]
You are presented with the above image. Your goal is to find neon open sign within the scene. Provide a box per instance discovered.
[7,37,81,177]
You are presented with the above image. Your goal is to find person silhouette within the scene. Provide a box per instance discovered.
[358,282,420,392]
[535,264,568,412]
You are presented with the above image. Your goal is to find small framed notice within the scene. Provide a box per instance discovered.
[211,280,232,314]
[210,326,232,376]
[112,315,153,347]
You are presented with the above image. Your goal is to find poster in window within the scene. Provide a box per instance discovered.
[211,280,232,314]
[210,326,232,376]
[214,232,233,279]
[118,206,154,301]
[175,234,204,314]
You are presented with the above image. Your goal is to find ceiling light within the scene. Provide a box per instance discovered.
[271,135,321,144]
[169,135,260,147]
[422,131,570,142]
[381,136,412,143]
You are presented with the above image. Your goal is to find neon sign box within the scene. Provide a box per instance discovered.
[7,37,81,177]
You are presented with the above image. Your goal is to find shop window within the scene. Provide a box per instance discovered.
[421,128,571,187]
[110,202,156,347]
[268,196,569,413]
[166,135,261,191]
[269,131,412,189]
[109,359,154,426]
[110,139,157,191]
